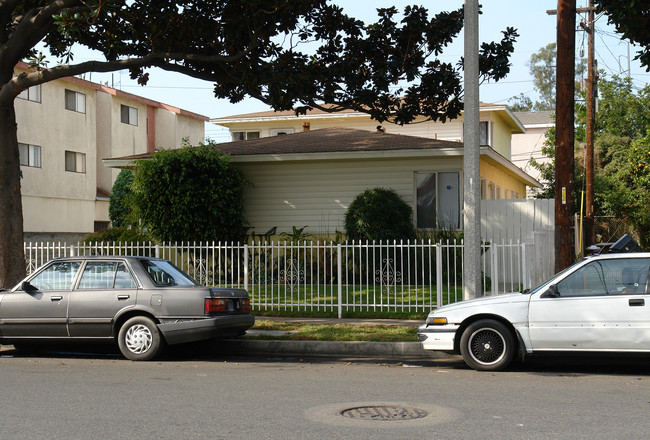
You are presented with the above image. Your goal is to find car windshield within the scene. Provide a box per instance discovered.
[523,260,585,295]
[139,260,198,287]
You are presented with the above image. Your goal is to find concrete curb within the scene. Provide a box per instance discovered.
[219,339,441,359]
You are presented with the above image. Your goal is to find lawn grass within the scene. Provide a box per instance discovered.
[246,320,419,342]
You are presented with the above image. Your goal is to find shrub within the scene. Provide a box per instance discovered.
[131,141,248,242]
[344,187,416,241]
[109,169,135,227]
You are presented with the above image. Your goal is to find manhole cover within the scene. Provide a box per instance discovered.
[339,405,428,421]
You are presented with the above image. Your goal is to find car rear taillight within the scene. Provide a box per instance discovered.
[241,299,251,312]
[205,298,228,313]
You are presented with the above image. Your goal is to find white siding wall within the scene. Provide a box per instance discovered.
[237,156,462,235]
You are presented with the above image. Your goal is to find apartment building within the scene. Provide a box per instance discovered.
[15,63,208,241]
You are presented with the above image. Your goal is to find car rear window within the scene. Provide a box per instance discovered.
[139,260,198,287]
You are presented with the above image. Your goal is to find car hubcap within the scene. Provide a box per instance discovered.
[469,328,505,365]
[125,324,153,354]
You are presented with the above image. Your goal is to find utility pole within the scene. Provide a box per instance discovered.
[555,0,576,272]
[582,0,596,248]
[463,0,481,300]
[548,3,598,258]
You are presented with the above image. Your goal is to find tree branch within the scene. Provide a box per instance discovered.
[0,0,21,46]
[2,0,85,65]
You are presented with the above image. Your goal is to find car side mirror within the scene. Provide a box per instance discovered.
[21,281,38,292]
[543,284,560,298]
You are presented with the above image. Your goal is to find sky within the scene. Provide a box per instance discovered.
[70,1,650,143]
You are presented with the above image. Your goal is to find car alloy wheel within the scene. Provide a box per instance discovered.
[459,319,515,371]
[467,327,506,366]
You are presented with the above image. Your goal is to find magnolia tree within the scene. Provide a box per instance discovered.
[0,0,519,287]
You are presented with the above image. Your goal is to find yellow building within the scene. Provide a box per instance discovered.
[205,106,540,235]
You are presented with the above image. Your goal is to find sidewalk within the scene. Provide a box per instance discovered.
[259,315,423,327]
[219,315,440,360]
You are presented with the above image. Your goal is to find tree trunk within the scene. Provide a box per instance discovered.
[0,93,26,288]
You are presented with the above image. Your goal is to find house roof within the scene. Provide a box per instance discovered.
[212,102,526,133]
[514,111,554,127]
[218,127,464,155]
[102,127,540,187]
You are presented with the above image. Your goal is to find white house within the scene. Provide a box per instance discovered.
[104,127,540,236]
[15,62,208,241]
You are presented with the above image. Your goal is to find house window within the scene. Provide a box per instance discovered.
[65,89,86,113]
[416,172,460,229]
[121,104,138,126]
[19,143,41,168]
[232,131,260,141]
[479,121,490,146]
[463,121,491,146]
[65,150,86,173]
[269,128,294,136]
[496,185,502,199]
[94,221,110,232]
[18,84,41,103]
[480,178,487,199]
[488,182,496,199]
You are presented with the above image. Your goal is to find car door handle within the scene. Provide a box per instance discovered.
[50,296,63,301]
[629,298,645,307]
[117,295,131,300]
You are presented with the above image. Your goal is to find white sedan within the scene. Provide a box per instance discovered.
[418,253,650,370]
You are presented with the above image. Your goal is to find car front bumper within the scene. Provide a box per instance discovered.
[158,314,255,345]
[417,323,458,351]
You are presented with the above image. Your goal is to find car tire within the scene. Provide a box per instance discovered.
[459,319,515,371]
[118,316,163,361]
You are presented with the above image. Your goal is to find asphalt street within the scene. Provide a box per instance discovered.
[1,344,649,440]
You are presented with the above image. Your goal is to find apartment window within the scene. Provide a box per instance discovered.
[269,128,294,136]
[416,172,461,229]
[19,143,41,168]
[18,84,41,103]
[94,221,110,232]
[480,178,487,200]
[65,150,86,173]
[496,185,502,200]
[65,89,86,113]
[121,104,138,126]
[232,131,260,141]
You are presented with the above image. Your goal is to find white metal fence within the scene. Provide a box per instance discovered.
[24,240,553,317]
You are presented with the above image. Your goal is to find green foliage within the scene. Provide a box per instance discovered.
[82,227,153,244]
[280,226,316,244]
[109,169,135,228]
[131,141,248,242]
[0,1,520,288]
[508,43,586,112]
[602,133,650,247]
[596,0,650,69]
[344,188,416,241]
[596,77,650,139]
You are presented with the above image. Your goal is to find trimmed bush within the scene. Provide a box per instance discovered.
[109,169,135,227]
[344,187,416,241]
[132,141,248,242]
